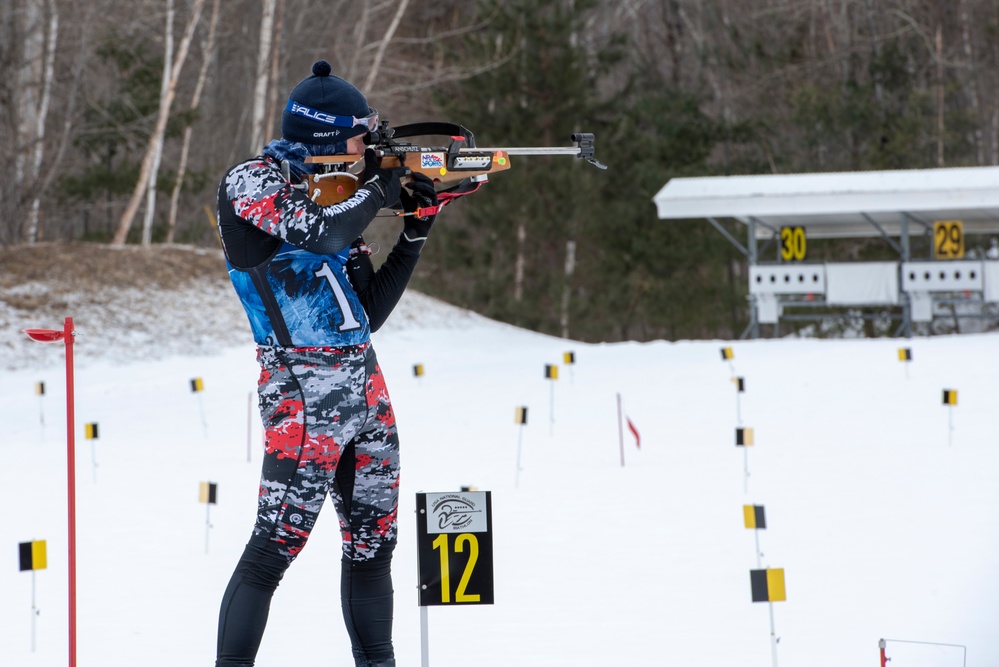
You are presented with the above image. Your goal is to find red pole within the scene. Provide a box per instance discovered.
[23,318,77,667]
[64,317,77,667]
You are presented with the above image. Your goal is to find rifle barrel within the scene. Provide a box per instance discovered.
[463,147,582,156]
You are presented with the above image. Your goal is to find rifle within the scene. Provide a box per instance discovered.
[302,121,607,215]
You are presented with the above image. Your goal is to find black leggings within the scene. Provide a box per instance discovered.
[215,537,395,667]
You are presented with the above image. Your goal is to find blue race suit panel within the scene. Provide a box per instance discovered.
[226,241,370,347]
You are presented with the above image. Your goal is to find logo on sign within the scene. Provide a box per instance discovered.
[421,153,446,169]
[429,492,488,533]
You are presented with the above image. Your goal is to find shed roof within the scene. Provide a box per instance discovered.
[653,166,999,238]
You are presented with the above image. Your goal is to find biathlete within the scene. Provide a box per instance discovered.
[214,60,438,667]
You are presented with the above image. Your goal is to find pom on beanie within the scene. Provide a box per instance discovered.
[281,60,371,144]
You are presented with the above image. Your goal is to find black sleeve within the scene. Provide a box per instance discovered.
[346,232,427,332]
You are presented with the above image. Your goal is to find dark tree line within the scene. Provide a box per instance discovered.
[4,0,999,341]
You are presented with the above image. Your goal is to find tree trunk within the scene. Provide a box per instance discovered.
[25,0,58,244]
[559,237,576,339]
[347,2,371,83]
[112,0,206,246]
[167,0,220,243]
[363,0,410,91]
[249,0,276,154]
[936,23,945,167]
[263,0,285,143]
[513,221,526,302]
[15,0,43,242]
[958,0,984,165]
[142,0,175,247]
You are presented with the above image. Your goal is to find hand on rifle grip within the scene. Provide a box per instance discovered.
[361,148,406,207]
[400,173,439,240]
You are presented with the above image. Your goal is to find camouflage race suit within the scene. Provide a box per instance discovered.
[254,344,399,562]
[216,343,401,667]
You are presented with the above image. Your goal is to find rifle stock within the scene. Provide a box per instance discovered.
[307,149,512,185]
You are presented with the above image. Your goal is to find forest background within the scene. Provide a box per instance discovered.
[4,0,999,343]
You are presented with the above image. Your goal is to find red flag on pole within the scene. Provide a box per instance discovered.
[626,416,640,449]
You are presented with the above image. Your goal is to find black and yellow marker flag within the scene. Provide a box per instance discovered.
[721,347,734,361]
[750,568,786,602]
[199,482,218,505]
[563,351,576,365]
[190,377,205,393]
[736,427,754,446]
[35,381,45,396]
[515,406,528,425]
[84,423,99,440]
[743,505,766,529]
[413,364,425,378]
[19,540,47,571]
[942,389,958,406]
[733,377,746,392]
[898,348,912,362]
[545,364,559,380]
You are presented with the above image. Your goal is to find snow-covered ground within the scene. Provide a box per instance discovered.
[2,287,997,667]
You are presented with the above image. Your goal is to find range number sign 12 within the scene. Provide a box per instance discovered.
[416,491,494,606]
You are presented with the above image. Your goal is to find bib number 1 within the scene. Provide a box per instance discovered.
[314,262,362,332]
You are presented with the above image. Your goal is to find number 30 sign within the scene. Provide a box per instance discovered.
[417,491,494,606]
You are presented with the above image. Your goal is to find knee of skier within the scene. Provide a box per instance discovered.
[237,537,293,588]
[344,537,396,568]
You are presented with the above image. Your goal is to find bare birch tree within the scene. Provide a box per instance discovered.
[14,0,43,199]
[249,0,276,154]
[363,0,410,91]
[112,0,206,246]
[167,0,220,243]
[24,0,58,243]
[142,0,175,246]
[262,0,285,142]
[14,0,53,243]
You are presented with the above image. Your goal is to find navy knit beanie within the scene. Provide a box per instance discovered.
[281,60,372,144]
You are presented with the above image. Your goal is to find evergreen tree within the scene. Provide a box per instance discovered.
[418,0,620,338]
[420,0,748,341]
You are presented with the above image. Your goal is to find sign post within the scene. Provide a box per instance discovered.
[898,347,912,379]
[544,364,558,435]
[733,376,745,424]
[19,539,48,652]
[736,427,755,494]
[23,317,77,667]
[190,377,207,434]
[743,504,766,568]
[514,408,528,486]
[751,567,786,667]
[199,482,218,554]
[416,491,494,667]
[84,422,99,482]
[943,389,958,446]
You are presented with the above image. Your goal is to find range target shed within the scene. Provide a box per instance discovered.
[653,166,999,338]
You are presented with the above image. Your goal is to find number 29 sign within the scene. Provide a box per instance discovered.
[416,491,494,606]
